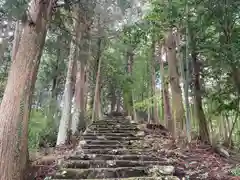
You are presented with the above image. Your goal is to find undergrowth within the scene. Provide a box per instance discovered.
[28,109,58,150]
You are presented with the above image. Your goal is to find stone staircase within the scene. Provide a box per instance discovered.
[52,117,180,180]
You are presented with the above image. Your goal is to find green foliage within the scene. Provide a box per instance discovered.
[134,95,162,112]
[28,109,58,149]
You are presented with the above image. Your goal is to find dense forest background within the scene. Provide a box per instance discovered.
[0,0,240,179]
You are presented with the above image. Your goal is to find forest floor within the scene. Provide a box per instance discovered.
[28,124,240,180]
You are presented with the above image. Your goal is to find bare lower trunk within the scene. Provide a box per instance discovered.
[92,57,102,122]
[126,51,134,116]
[158,44,171,127]
[96,86,102,119]
[84,65,89,111]
[72,60,86,134]
[19,26,47,179]
[57,8,81,145]
[165,30,185,137]
[151,41,159,123]
[164,81,172,130]
[132,89,137,120]
[92,29,102,121]
[0,0,54,179]
[19,61,40,180]
[192,50,209,143]
[72,60,81,134]
[56,42,76,145]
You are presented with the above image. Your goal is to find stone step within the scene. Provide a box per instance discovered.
[82,140,140,147]
[90,124,138,128]
[83,132,140,137]
[81,144,124,149]
[68,154,162,161]
[83,140,122,145]
[79,148,150,155]
[52,177,180,180]
[63,160,171,169]
[86,130,137,134]
[91,121,137,126]
[54,166,175,179]
[89,124,137,128]
[92,119,131,123]
[82,135,140,141]
[52,178,179,180]
[88,127,139,131]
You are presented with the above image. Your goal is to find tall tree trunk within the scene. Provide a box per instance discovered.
[56,7,81,145]
[146,56,151,123]
[57,43,76,145]
[159,45,174,128]
[164,80,172,128]
[192,50,210,143]
[56,43,75,145]
[72,60,86,134]
[84,42,91,112]
[151,39,159,123]
[91,31,102,121]
[19,56,41,180]
[165,30,185,138]
[125,50,134,117]
[92,56,102,122]
[183,0,191,142]
[84,65,89,111]
[132,89,137,120]
[71,31,89,135]
[96,83,102,119]
[159,44,172,128]
[0,1,55,179]
[72,1,95,134]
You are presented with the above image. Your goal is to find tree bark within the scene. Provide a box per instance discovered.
[56,41,76,145]
[192,50,210,143]
[0,0,54,179]
[92,55,102,122]
[159,44,172,129]
[96,83,102,119]
[165,30,185,137]
[12,21,23,61]
[151,39,159,123]
[72,60,86,134]
[56,7,81,145]
[71,24,85,135]
[125,50,134,117]
[84,65,89,111]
